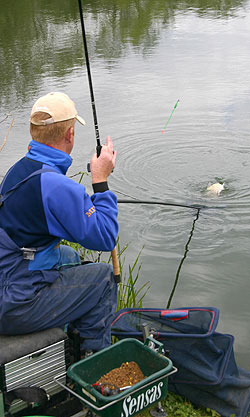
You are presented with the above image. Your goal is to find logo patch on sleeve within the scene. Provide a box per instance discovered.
[85,206,96,217]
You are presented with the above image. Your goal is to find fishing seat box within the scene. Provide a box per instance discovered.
[0,327,70,415]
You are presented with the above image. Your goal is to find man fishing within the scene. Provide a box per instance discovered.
[0,91,119,353]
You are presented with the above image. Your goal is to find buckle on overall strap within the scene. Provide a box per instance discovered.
[21,247,37,260]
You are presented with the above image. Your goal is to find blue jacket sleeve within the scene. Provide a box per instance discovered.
[41,172,118,251]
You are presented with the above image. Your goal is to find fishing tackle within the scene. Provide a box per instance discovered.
[78,0,101,168]
[78,0,120,284]
[117,199,216,211]
[92,383,130,396]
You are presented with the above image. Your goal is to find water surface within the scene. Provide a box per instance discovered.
[0,0,250,369]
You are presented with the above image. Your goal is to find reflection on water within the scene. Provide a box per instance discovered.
[1,0,250,369]
[0,0,248,107]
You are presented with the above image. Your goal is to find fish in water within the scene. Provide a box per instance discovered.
[206,182,224,195]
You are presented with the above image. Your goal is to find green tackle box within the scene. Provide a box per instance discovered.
[66,338,176,417]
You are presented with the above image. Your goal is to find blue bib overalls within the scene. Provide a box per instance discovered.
[0,167,118,351]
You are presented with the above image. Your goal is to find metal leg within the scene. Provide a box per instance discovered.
[86,411,98,417]
[150,401,168,417]
[141,325,168,417]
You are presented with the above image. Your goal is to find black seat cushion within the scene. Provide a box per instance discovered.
[0,328,67,365]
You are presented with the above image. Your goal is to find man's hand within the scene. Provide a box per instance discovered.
[90,136,117,184]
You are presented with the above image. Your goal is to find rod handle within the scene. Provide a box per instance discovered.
[111,247,120,283]
[87,144,102,172]
[96,144,102,157]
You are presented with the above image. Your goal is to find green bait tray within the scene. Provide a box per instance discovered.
[60,338,177,417]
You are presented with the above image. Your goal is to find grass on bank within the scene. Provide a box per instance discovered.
[63,238,223,417]
[138,392,221,417]
[62,238,151,309]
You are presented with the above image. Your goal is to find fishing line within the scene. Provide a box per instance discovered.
[0,115,9,124]
[0,114,13,124]
[77,1,218,302]
[77,3,216,213]
[114,190,139,200]
[115,200,215,308]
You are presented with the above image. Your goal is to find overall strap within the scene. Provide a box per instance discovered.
[0,167,58,207]
[0,167,60,258]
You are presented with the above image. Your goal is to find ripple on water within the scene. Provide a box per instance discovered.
[113,122,250,208]
[115,121,250,282]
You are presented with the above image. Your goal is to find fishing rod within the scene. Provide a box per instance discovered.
[78,0,101,158]
[78,0,120,282]
[77,5,202,213]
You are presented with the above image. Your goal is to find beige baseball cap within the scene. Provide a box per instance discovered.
[30,92,86,126]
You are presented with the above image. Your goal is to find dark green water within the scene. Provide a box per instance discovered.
[0,0,250,369]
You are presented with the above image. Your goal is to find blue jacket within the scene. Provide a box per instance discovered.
[0,140,118,320]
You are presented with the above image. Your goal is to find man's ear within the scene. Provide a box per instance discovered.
[65,126,74,143]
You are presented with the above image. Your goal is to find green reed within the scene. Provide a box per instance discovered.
[61,237,150,310]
